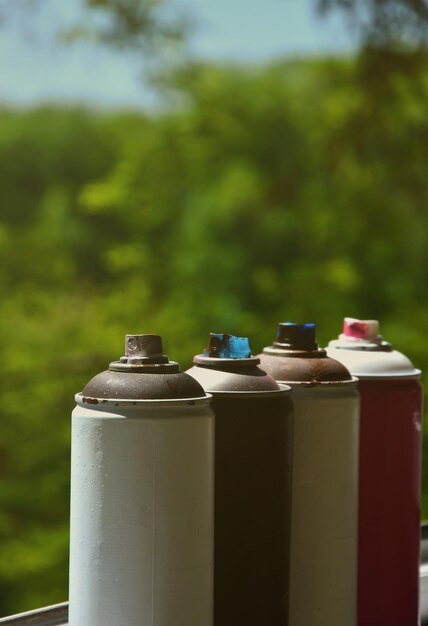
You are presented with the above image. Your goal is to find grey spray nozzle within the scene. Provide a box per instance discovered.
[125,334,167,362]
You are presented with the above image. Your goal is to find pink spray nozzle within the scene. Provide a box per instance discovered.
[343,318,380,342]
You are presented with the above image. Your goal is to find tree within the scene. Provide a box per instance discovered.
[2,0,428,54]
[0,0,189,56]
[318,0,428,46]
[65,0,189,52]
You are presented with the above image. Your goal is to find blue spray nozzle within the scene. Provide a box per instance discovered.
[203,333,252,359]
[276,322,318,351]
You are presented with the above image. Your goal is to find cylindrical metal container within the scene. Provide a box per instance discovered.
[327,318,423,626]
[69,334,214,626]
[187,333,293,626]
[259,322,359,626]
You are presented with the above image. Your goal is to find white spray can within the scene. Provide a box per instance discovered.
[69,334,214,626]
[259,322,359,626]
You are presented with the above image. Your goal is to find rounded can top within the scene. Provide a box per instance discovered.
[328,318,421,379]
[187,332,286,394]
[259,322,353,385]
[79,333,208,401]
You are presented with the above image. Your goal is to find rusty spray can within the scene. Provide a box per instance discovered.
[327,318,423,626]
[69,334,214,626]
[259,322,359,626]
[187,333,293,626]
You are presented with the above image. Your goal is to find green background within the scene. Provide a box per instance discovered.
[1,52,428,613]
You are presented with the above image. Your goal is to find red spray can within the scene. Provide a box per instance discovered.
[328,318,423,626]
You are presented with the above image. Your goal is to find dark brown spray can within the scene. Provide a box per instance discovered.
[187,333,293,626]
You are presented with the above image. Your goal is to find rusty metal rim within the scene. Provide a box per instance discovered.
[75,393,212,407]
[109,360,180,373]
[263,346,327,358]
[205,385,291,398]
[193,355,260,366]
[277,376,359,387]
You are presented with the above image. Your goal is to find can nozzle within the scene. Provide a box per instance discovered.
[122,334,169,364]
[203,334,252,359]
[275,322,319,351]
[343,318,380,342]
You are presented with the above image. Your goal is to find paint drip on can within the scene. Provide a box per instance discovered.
[69,334,214,626]
[187,333,293,626]
[259,322,359,626]
[328,318,423,626]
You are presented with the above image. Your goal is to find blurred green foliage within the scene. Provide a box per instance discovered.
[1,53,428,613]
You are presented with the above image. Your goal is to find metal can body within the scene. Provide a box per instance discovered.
[356,379,422,626]
[259,322,359,626]
[187,333,293,626]
[211,392,292,626]
[286,384,359,626]
[328,318,423,626]
[69,397,214,626]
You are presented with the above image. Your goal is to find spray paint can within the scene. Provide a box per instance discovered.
[259,322,359,626]
[187,333,293,626]
[327,318,423,626]
[69,334,214,626]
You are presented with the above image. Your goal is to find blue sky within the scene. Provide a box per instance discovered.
[0,0,355,108]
